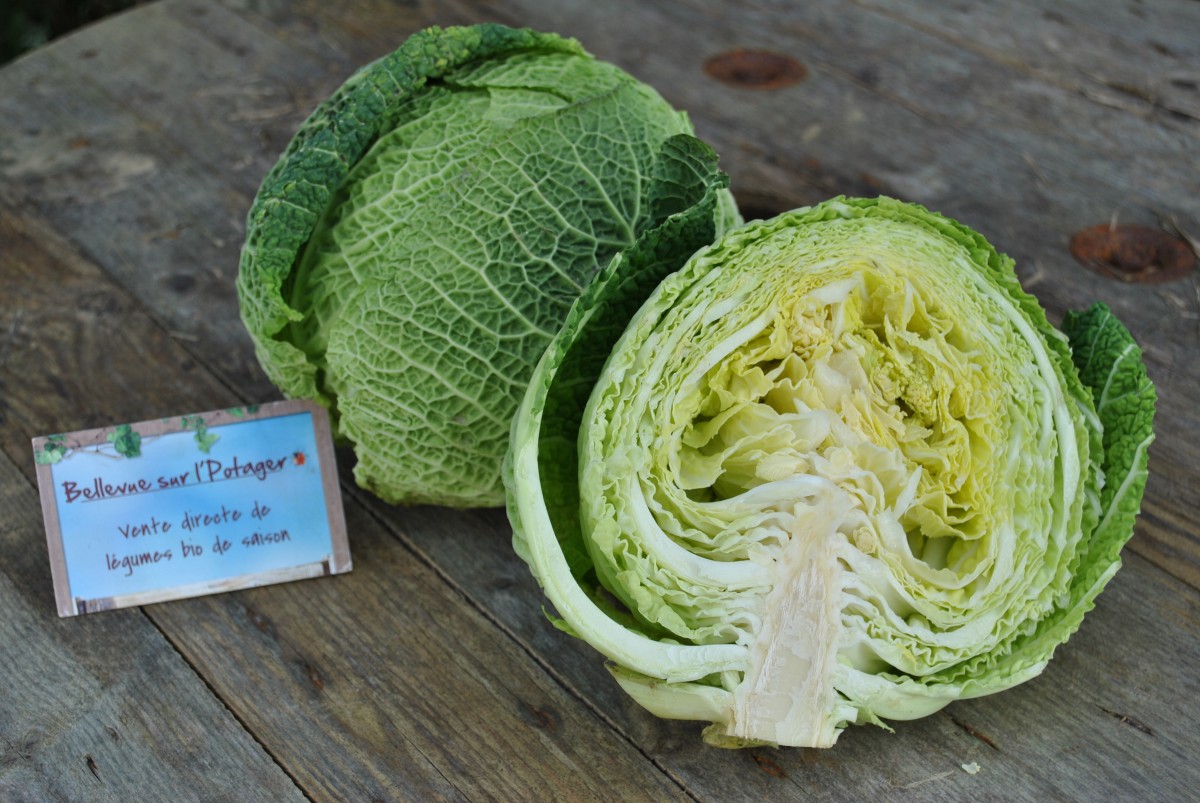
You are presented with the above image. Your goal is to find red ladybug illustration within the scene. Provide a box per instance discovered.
[293,451,307,466]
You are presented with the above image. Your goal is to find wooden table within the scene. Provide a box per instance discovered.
[2,1,1197,799]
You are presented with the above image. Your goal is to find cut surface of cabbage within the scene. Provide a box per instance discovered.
[507,196,1155,747]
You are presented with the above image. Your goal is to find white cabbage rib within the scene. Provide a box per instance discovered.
[508,418,750,682]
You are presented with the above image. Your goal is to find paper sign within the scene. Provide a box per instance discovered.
[32,400,351,617]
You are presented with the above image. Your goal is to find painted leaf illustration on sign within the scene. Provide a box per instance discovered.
[107,424,142,458]
[35,435,69,465]
[181,415,220,453]
[225,405,260,417]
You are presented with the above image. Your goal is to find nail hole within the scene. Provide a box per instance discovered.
[752,753,788,778]
[519,701,560,731]
[705,50,806,90]
[1069,224,1195,284]
[304,661,325,691]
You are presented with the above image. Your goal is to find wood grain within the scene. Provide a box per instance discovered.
[0,454,304,802]
[856,0,1200,122]
[0,207,685,800]
[1,0,1198,799]
[5,0,1195,590]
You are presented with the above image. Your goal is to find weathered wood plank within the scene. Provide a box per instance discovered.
[0,49,267,400]
[343,470,1200,801]
[217,0,438,73]
[0,200,226,451]
[854,0,1200,122]
[0,206,685,800]
[147,502,692,801]
[0,455,304,801]
[36,0,370,199]
[5,0,1195,590]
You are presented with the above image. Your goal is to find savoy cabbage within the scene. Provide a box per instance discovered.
[238,24,738,505]
[506,196,1155,747]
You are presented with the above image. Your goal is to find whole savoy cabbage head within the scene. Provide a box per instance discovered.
[237,24,738,506]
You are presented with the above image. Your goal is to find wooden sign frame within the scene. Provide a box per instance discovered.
[32,400,351,617]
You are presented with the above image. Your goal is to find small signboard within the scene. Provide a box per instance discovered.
[32,400,351,617]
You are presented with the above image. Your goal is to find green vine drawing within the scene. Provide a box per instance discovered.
[226,405,260,418]
[181,415,220,453]
[107,424,142,458]
[34,434,68,465]
[35,410,232,466]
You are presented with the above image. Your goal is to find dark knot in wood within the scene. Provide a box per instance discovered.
[1069,224,1195,284]
[704,50,806,90]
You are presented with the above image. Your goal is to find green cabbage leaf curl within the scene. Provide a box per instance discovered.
[237,24,738,506]
[507,196,1156,748]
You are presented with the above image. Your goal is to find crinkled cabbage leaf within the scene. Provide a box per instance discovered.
[506,196,1155,747]
[237,24,738,505]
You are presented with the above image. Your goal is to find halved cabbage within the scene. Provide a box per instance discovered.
[506,196,1155,747]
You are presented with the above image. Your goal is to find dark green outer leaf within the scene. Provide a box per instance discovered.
[107,423,142,459]
[1061,303,1157,596]
[236,24,589,406]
